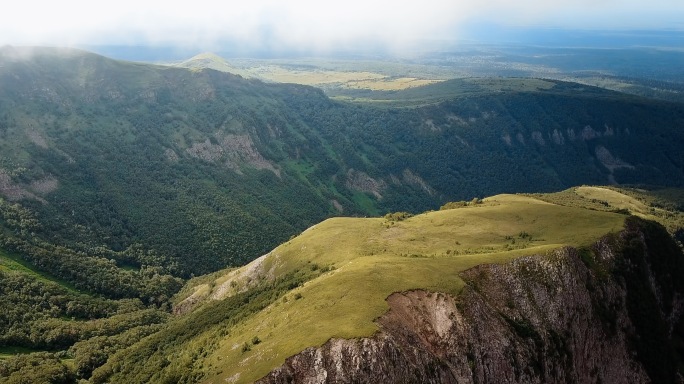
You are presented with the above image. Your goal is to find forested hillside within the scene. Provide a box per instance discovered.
[1,47,682,281]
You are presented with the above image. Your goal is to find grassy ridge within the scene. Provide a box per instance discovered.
[112,194,624,383]
[7,188,681,383]
[531,186,684,234]
[329,77,559,107]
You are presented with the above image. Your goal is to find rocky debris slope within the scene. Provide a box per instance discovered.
[259,217,684,383]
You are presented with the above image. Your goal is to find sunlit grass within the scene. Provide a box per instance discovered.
[534,186,684,232]
[199,194,625,383]
[575,186,651,214]
[251,66,442,90]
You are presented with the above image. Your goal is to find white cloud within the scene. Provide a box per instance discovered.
[1,0,682,49]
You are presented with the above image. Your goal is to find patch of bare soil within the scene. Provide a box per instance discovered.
[0,169,45,202]
[185,134,281,177]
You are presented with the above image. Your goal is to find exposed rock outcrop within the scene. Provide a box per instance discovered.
[259,217,684,383]
[0,169,56,203]
[185,133,280,177]
[173,252,277,315]
[345,169,387,199]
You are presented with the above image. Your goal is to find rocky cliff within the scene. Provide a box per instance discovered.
[259,217,684,383]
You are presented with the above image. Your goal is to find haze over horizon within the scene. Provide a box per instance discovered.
[2,0,684,55]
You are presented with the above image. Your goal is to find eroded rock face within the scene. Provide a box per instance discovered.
[259,218,684,383]
[185,133,280,177]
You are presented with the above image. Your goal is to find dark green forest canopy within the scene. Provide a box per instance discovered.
[0,47,683,281]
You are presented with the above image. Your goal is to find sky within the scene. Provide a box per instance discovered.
[1,0,683,53]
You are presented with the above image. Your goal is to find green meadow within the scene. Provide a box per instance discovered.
[189,194,625,383]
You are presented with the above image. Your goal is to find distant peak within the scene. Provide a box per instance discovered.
[179,52,231,67]
[177,52,250,77]
[186,52,224,61]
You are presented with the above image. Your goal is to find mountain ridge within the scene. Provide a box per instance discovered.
[90,188,684,383]
[174,52,251,78]
[260,217,683,383]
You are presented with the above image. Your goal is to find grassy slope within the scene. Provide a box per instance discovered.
[175,53,251,78]
[531,186,684,233]
[173,55,444,91]
[329,77,559,106]
[193,194,625,383]
[576,186,652,212]
[174,51,684,103]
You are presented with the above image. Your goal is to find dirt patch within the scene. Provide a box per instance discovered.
[174,253,278,315]
[165,148,179,162]
[331,199,344,213]
[29,176,59,195]
[345,169,386,199]
[25,128,48,148]
[422,119,439,132]
[0,169,45,202]
[551,129,565,145]
[582,125,600,140]
[381,291,458,340]
[210,254,269,301]
[186,134,280,177]
[594,146,634,172]
[402,169,435,196]
[446,114,468,126]
[531,131,546,146]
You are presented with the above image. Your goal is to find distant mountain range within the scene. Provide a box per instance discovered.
[77,29,684,61]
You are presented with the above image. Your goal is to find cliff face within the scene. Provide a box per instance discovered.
[259,217,684,383]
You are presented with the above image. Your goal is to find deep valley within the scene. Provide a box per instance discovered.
[0,46,683,383]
